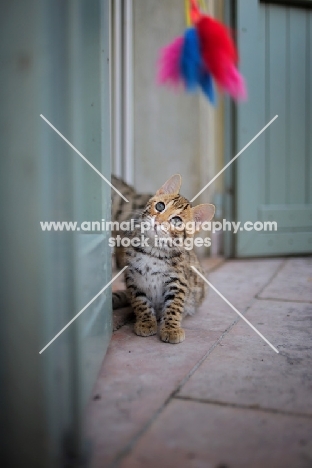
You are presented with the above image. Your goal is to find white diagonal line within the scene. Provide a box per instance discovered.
[39,266,128,354]
[40,114,129,202]
[191,115,278,202]
[191,266,279,354]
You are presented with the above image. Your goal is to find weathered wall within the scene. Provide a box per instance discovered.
[133,0,201,200]
[133,0,225,206]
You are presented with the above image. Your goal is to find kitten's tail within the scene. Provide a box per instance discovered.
[112,291,130,310]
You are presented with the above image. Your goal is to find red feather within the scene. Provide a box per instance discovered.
[196,16,238,86]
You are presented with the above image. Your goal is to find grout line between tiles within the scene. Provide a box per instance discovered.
[256,296,312,304]
[174,395,312,420]
[255,258,287,298]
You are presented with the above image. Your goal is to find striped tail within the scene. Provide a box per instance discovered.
[113,291,130,310]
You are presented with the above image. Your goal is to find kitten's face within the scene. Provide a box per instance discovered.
[142,193,194,241]
[140,174,215,244]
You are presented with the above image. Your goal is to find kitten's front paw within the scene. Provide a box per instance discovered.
[160,327,185,344]
[134,319,157,337]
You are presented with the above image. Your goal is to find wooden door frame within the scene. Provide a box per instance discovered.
[223,0,237,258]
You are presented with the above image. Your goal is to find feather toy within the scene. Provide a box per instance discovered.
[180,27,216,103]
[180,27,202,92]
[157,36,184,88]
[195,14,246,99]
[199,70,215,104]
[156,0,247,102]
[221,62,247,100]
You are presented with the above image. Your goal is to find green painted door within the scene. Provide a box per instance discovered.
[0,1,111,466]
[234,0,312,256]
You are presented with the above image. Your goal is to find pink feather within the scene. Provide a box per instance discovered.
[157,36,184,88]
[217,60,247,100]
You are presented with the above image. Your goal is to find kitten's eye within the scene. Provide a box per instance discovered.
[171,216,183,227]
[155,202,165,212]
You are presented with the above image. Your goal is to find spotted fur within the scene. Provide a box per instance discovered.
[111,175,152,268]
[119,174,215,344]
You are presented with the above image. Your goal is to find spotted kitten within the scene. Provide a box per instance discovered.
[111,175,152,268]
[123,174,215,344]
[111,175,152,225]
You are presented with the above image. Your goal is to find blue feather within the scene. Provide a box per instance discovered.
[180,27,216,104]
[200,72,216,105]
[180,27,202,91]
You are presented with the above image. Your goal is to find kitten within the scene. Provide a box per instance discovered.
[122,174,215,344]
[111,175,152,225]
[111,175,152,268]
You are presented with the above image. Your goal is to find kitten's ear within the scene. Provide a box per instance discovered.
[156,174,182,196]
[191,204,215,225]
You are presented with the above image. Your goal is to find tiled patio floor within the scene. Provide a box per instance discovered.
[86,257,312,468]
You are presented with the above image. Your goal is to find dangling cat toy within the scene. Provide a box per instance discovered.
[157,0,247,103]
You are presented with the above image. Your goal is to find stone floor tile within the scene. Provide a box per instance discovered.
[207,258,284,311]
[179,299,312,415]
[201,256,224,273]
[187,259,284,332]
[119,399,312,468]
[258,257,312,302]
[86,325,222,467]
[86,260,283,466]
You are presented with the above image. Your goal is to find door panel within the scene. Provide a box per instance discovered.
[0,0,111,466]
[267,6,288,205]
[235,0,312,256]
